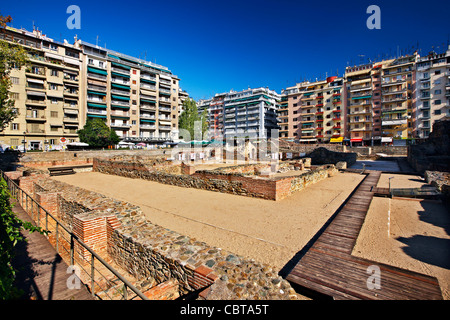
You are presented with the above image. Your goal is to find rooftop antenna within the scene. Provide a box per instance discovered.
[96,35,99,46]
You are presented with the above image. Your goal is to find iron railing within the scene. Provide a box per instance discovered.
[1,170,149,300]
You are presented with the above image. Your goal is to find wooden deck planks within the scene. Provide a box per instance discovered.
[286,170,443,300]
[11,202,94,300]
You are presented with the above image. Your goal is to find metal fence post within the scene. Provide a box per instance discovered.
[91,254,95,297]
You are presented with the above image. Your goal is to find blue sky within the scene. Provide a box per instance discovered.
[2,0,450,100]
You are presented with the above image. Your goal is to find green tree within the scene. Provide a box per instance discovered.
[77,118,120,148]
[178,98,208,141]
[0,14,29,131]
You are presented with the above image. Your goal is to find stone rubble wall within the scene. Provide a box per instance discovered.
[93,157,335,201]
[11,172,302,300]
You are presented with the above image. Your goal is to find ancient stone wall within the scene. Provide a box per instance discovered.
[12,172,301,300]
[408,120,450,173]
[93,158,335,201]
[306,147,357,167]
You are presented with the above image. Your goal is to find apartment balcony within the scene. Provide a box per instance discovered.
[87,109,107,115]
[87,84,107,92]
[63,76,79,84]
[382,95,407,103]
[159,106,171,112]
[111,67,130,75]
[381,77,407,86]
[159,126,172,130]
[139,124,156,130]
[111,77,130,85]
[25,114,46,122]
[110,100,129,106]
[111,89,130,96]
[110,122,132,128]
[159,97,171,105]
[63,117,79,124]
[87,73,107,81]
[111,111,130,117]
[63,109,79,115]
[381,118,407,126]
[26,99,46,107]
[140,83,156,91]
[63,89,78,97]
[140,114,156,119]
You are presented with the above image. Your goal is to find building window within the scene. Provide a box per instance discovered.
[434,100,441,105]
[435,110,441,115]
[434,89,441,95]
[11,77,19,84]
[435,70,441,75]
[11,123,19,130]
[51,70,58,77]
[51,111,58,118]
[132,80,136,85]
[10,92,19,100]
[132,70,137,75]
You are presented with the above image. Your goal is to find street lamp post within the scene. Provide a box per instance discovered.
[22,131,26,153]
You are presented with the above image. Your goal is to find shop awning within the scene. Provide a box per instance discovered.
[111,95,130,101]
[87,103,107,108]
[87,90,106,96]
[382,137,393,143]
[88,67,107,75]
[350,138,363,142]
[87,114,106,119]
[27,78,44,84]
[111,72,130,78]
[330,137,344,143]
[111,61,131,70]
[140,119,155,123]
[352,95,372,100]
[111,83,130,90]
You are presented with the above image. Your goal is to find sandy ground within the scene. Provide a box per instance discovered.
[353,174,450,299]
[53,171,364,271]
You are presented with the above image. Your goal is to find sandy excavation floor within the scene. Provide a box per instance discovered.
[53,171,364,271]
[353,173,450,300]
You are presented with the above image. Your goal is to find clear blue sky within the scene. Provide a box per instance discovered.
[2,0,450,100]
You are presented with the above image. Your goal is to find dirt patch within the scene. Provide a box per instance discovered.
[53,171,364,271]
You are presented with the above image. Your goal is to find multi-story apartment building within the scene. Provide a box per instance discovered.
[1,26,82,150]
[380,53,418,144]
[0,26,182,150]
[280,76,344,143]
[344,63,375,145]
[79,41,180,146]
[197,88,280,140]
[415,47,450,138]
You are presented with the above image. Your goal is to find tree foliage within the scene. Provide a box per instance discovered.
[0,14,29,131]
[77,118,120,148]
[178,98,208,141]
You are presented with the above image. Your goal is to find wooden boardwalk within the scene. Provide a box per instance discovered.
[286,170,443,300]
[11,202,94,300]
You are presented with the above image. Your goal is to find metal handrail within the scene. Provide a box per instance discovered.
[0,170,149,300]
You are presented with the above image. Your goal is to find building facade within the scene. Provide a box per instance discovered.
[280,76,344,143]
[415,47,450,138]
[197,88,280,140]
[1,27,82,150]
[0,26,182,150]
